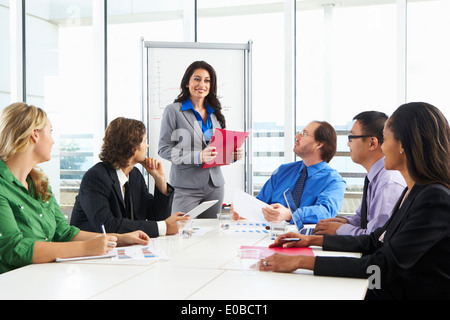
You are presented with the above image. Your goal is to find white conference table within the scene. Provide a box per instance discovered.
[0,219,368,300]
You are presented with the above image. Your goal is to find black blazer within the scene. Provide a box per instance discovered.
[70,162,173,238]
[314,183,450,299]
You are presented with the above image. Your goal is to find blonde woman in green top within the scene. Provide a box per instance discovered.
[0,102,150,274]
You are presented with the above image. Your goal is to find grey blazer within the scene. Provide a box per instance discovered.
[158,102,225,189]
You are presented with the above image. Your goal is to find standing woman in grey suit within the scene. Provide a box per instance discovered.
[158,61,242,218]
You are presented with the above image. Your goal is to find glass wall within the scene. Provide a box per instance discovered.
[297,2,397,125]
[407,0,450,120]
[197,0,285,195]
[25,0,96,207]
[0,0,10,110]
[107,0,184,122]
[5,0,449,210]
[296,0,397,213]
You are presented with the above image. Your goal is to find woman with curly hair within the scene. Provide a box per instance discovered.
[71,117,188,237]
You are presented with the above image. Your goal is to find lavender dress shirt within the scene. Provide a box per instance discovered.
[337,157,406,236]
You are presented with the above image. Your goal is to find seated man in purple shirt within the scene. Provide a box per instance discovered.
[314,111,406,236]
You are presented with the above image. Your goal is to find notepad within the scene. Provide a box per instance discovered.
[202,128,249,168]
[56,245,164,262]
[55,251,117,262]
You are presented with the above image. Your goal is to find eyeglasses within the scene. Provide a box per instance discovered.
[347,134,372,142]
[298,130,310,137]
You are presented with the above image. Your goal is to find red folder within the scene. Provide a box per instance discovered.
[202,128,249,169]
[240,245,314,258]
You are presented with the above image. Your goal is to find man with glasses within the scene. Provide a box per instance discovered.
[234,121,346,227]
[314,111,406,236]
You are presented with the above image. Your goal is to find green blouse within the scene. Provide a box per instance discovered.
[0,160,80,274]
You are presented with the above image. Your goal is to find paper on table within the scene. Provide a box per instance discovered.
[232,189,268,222]
[202,128,249,169]
[192,226,214,236]
[55,244,164,262]
[240,245,314,258]
[112,245,158,261]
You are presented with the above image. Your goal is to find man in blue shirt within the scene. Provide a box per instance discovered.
[234,121,346,226]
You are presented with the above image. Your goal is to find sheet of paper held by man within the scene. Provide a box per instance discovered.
[232,189,268,222]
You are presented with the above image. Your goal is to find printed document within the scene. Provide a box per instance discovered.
[232,189,268,222]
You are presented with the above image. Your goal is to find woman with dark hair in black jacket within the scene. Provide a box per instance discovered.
[260,102,450,300]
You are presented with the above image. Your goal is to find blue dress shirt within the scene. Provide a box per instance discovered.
[256,161,346,225]
[181,99,215,144]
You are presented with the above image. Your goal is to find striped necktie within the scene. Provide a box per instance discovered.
[292,166,308,208]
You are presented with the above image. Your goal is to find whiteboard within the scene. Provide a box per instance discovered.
[142,41,252,204]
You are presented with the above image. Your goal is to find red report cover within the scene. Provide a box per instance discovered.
[202,128,249,169]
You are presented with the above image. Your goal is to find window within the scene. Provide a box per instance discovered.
[25,0,97,207]
[296,1,397,213]
[107,0,184,122]
[0,0,10,109]
[407,0,450,120]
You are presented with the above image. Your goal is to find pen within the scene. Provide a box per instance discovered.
[101,224,107,235]
[280,238,301,241]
